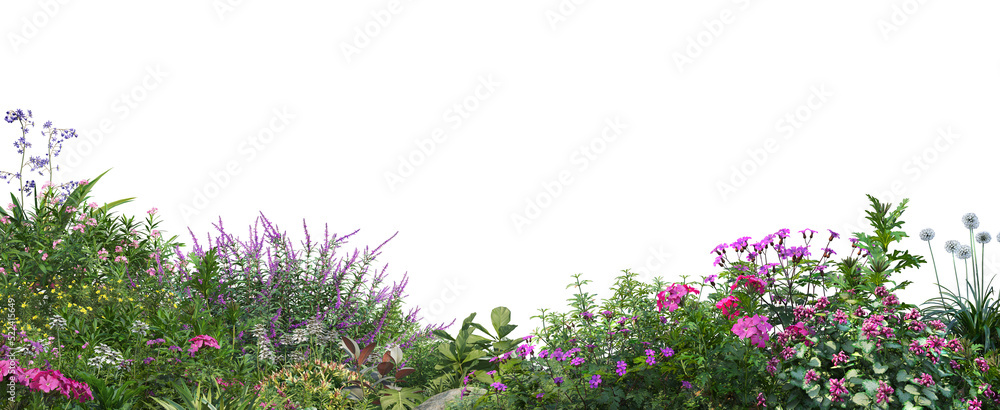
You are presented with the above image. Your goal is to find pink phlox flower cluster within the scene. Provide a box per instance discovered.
[715,295,740,319]
[915,373,935,387]
[1,361,93,403]
[657,283,700,312]
[730,274,767,295]
[188,335,220,356]
[904,308,921,321]
[732,315,772,348]
[908,320,926,333]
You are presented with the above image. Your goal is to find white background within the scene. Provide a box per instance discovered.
[3,1,1000,342]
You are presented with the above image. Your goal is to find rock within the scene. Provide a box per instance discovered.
[414,386,488,410]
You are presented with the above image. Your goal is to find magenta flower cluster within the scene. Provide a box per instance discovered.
[187,335,220,356]
[0,360,93,403]
[656,283,700,312]
[732,314,772,348]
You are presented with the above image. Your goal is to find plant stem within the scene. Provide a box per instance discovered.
[953,254,962,301]
[927,243,945,308]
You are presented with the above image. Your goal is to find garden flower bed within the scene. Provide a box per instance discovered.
[4,109,1000,409]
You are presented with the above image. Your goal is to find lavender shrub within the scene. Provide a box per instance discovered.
[162,212,454,373]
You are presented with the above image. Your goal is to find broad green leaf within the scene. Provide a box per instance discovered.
[845,369,860,380]
[904,384,920,395]
[939,385,952,398]
[852,392,871,406]
[873,361,889,374]
[808,357,821,367]
[857,340,874,354]
[807,383,820,399]
[861,379,878,395]
[922,387,937,401]
[896,369,910,382]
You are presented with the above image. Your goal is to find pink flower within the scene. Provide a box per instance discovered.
[976,357,989,372]
[0,360,14,377]
[828,378,848,402]
[29,369,62,393]
[188,335,221,355]
[915,373,935,387]
[732,315,772,348]
[656,283,700,312]
[14,367,39,385]
[716,296,740,319]
[875,380,894,404]
[831,350,849,366]
[730,274,767,295]
[804,369,820,385]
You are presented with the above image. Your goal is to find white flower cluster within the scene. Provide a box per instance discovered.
[48,314,67,331]
[87,343,124,369]
[251,324,277,363]
[130,320,151,336]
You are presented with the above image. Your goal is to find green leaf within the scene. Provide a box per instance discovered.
[857,340,874,354]
[896,369,910,382]
[490,306,511,336]
[861,379,878,395]
[922,387,937,401]
[872,361,889,374]
[845,369,860,380]
[915,396,931,406]
[807,383,820,399]
[852,392,871,406]
[808,357,821,367]
[904,384,920,395]
[939,385,952,398]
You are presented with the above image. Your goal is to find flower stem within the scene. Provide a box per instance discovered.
[927,243,945,308]
[953,254,962,301]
